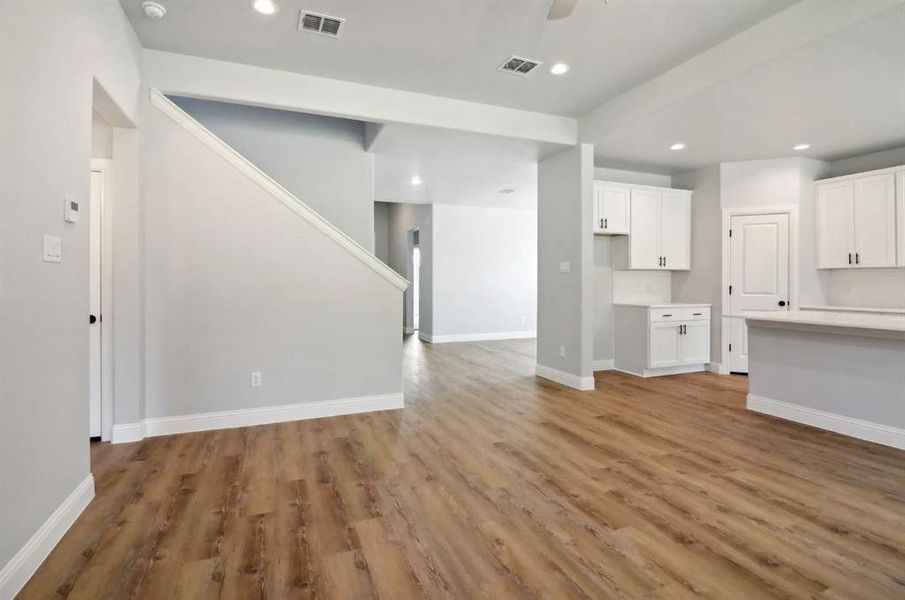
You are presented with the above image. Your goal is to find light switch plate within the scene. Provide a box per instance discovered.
[43,235,62,263]
[250,371,262,388]
[559,261,571,274]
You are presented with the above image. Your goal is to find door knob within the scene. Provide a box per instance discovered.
[778,301,786,307]
[89,314,97,324]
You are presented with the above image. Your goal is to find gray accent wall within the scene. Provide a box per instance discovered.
[671,165,722,363]
[172,97,376,250]
[537,145,595,378]
[141,95,403,420]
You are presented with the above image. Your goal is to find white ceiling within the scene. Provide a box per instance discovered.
[370,123,551,209]
[592,4,905,173]
[120,0,792,117]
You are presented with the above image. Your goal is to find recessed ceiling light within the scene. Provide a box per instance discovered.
[410,175,423,186]
[793,143,811,151]
[669,143,686,151]
[252,0,279,15]
[549,63,570,76]
[142,1,166,19]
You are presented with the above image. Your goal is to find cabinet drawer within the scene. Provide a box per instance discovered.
[649,307,710,322]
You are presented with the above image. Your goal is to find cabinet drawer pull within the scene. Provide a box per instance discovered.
[692,312,703,316]
[661,313,672,317]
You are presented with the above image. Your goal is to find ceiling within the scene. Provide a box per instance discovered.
[120,0,792,117]
[592,4,905,173]
[370,123,551,209]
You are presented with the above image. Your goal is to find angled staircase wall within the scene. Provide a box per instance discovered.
[113,89,407,442]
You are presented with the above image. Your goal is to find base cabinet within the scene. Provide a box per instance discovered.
[614,304,711,377]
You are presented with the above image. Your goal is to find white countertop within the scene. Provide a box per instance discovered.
[744,309,905,339]
[801,305,905,315]
[613,302,712,309]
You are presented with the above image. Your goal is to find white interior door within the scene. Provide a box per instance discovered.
[727,213,790,373]
[629,189,660,269]
[853,173,896,268]
[89,170,104,438]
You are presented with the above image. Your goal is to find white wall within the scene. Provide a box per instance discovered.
[537,145,594,380]
[91,109,113,159]
[0,0,142,584]
[141,95,403,420]
[431,204,537,339]
[171,97,375,250]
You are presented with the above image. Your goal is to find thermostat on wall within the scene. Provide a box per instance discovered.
[64,197,80,223]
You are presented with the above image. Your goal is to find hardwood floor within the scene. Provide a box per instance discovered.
[20,337,905,599]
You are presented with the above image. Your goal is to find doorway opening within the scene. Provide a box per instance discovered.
[89,106,115,442]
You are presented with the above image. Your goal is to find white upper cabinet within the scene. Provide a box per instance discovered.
[612,183,691,271]
[628,188,661,269]
[816,170,897,269]
[659,190,691,270]
[593,182,630,235]
[816,180,855,268]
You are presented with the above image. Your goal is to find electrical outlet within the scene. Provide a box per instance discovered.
[559,261,571,274]
[559,346,566,358]
[250,371,262,388]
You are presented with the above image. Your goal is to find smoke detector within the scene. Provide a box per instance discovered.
[142,1,167,19]
[498,56,542,76]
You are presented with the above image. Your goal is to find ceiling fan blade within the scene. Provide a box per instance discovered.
[547,0,578,20]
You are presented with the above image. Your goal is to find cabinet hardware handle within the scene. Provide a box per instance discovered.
[662,314,673,317]
[848,252,852,265]
[664,256,667,268]
[683,324,687,335]
[693,312,702,316]
[778,300,786,307]
[604,218,607,229]
[855,252,860,264]
[599,218,604,228]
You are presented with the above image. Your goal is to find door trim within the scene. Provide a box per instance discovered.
[720,205,798,375]
[91,158,115,441]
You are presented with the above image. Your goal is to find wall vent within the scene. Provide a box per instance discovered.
[298,11,345,37]
[498,56,542,76]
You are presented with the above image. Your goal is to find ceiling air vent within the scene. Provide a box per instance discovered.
[499,55,542,76]
[298,11,345,37]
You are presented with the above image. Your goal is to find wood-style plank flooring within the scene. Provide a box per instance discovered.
[20,337,905,599]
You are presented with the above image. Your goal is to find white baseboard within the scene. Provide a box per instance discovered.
[614,364,706,378]
[747,393,905,450]
[707,362,722,374]
[419,331,535,344]
[111,421,146,444]
[0,474,95,599]
[112,393,404,444]
[403,326,414,335]
[535,364,595,391]
[593,358,614,371]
